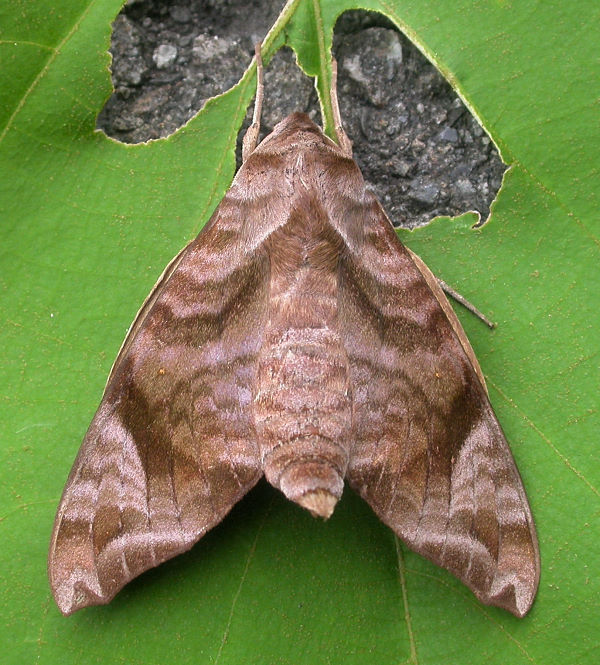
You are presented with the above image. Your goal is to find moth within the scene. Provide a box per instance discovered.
[49,49,539,618]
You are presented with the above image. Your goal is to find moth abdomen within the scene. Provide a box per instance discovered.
[254,320,352,519]
[254,337,352,519]
[252,192,354,519]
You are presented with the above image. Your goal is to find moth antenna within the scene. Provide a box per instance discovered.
[437,278,496,328]
[330,58,353,157]
[242,43,264,162]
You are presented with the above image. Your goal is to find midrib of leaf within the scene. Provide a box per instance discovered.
[194,0,307,226]
[311,0,335,137]
[395,538,419,665]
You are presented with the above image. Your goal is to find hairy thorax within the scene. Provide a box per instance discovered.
[253,194,352,518]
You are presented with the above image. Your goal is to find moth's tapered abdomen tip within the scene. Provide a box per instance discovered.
[276,461,344,519]
[297,489,338,519]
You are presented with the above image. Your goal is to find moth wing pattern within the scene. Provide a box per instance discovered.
[339,192,540,617]
[48,95,539,618]
[48,193,270,615]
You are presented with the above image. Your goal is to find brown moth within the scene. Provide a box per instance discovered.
[48,48,539,618]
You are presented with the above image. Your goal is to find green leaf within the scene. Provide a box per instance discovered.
[1,1,597,664]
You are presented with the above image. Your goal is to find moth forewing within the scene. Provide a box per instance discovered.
[106,238,196,383]
[405,246,488,390]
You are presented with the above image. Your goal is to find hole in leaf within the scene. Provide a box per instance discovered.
[333,10,507,228]
[97,2,506,229]
[96,0,282,142]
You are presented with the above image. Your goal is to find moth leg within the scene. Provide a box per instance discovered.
[330,58,353,157]
[405,246,495,329]
[437,277,496,329]
[242,43,264,162]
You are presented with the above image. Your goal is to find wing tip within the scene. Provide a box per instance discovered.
[52,579,109,616]
[483,568,539,617]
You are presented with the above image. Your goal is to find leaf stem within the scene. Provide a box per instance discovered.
[311,0,335,137]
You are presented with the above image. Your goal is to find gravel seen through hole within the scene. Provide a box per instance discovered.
[97,1,506,229]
